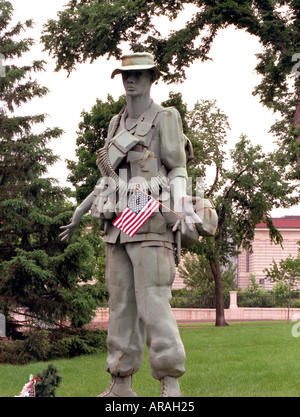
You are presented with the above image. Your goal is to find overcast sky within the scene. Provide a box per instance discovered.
[7,0,300,217]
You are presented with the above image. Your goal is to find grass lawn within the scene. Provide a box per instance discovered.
[1,321,300,397]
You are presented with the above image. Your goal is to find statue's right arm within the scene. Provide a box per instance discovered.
[59,191,94,243]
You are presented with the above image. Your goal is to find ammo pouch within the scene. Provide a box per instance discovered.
[95,130,142,199]
[107,129,140,170]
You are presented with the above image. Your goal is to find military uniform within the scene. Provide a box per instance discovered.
[102,100,187,380]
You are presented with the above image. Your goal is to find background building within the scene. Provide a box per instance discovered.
[173,216,300,290]
[237,216,300,290]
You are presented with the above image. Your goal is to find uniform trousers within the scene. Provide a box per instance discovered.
[105,239,186,380]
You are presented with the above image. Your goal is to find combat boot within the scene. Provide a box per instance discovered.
[160,376,182,397]
[97,375,137,397]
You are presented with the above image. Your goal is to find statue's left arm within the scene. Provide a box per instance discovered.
[59,191,94,243]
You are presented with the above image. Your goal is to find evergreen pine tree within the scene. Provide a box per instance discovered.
[0,1,105,340]
[67,94,127,202]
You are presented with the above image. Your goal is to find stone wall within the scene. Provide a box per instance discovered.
[91,292,300,328]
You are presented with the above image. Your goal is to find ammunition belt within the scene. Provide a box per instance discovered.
[96,146,169,196]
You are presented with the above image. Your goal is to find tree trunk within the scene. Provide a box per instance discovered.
[209,256,228,327]
[287,279,291,325]
[293,94,300,170]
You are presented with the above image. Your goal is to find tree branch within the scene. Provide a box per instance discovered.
[224,168,248,200]
[207,164,219,198]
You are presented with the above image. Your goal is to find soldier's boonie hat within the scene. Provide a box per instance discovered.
[111,52,166,79]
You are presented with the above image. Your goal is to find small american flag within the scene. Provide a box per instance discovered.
[113,190,161,237]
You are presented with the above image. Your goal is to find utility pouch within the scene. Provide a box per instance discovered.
[107,129,140,170]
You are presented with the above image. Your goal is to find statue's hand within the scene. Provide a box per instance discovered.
[172,196,203,234]
[59,191,94,244]
[59,222,78,243]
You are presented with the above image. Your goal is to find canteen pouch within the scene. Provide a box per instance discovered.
[162,196,218,247]
[180,198,218,246]
[195,199,218,237]
[161,193,200,247]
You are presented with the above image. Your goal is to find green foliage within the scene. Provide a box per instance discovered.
[264,248,300,317]
[237,274,300,307]
[62,89,298,326]
[183,96,298,324]
[178,252,236,295]
[178,252,214,292]
[161,91,190,134]
[264,249,300,289]
[184,98,231,199]
[0,328,107,365]
[41,0,300,173]
[272,281,289,307]
[2,323,300,397]
[238,275,275,307]
[67,94,127,202]
[187,98,297,260]
[0,2,107,341]
[173,251,235,309]
[40,0,293,83]
[41,0,175,74]
[171,288,229,309]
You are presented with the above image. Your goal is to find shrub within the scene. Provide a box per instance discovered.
[291,299,300,308]
[171,289,229,309]
[272,281,289,307]
[237,276,300,307]
[237,291,274,307]
[0,328,107,365]
[238,275,274,307]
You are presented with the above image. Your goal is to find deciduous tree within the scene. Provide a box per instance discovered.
[186,98,298,325]
[67,94,126,202]
[42,0,300,171]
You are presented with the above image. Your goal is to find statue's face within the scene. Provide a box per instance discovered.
[122,70,152,98]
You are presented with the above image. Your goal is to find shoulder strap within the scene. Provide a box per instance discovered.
[144,102,164,124]
[109,107,126,140]
[135,102,163,147]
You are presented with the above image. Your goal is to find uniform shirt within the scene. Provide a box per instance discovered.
[103,101,188,244]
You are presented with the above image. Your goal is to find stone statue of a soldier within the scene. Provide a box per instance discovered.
[60,52,203,397]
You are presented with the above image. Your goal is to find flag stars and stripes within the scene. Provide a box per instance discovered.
[113,190,161,237]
